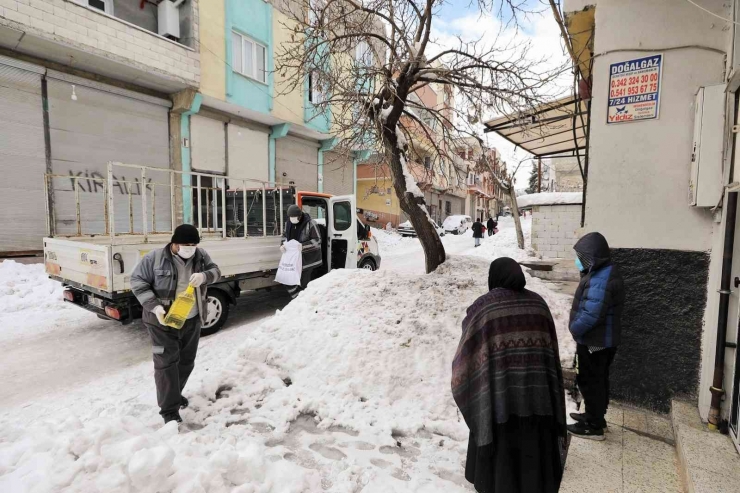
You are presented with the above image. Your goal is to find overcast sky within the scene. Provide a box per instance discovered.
[431,0,571,186]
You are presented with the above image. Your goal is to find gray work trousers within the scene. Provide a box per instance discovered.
[146,317,201,416]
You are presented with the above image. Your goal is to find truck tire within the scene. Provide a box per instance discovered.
[359,258,377,271]
[201,290,230,336]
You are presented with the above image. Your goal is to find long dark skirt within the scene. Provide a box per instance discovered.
[465,416,567,493]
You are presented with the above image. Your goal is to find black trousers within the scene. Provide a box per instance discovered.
[146,317,201,416]
[576,344,617,428]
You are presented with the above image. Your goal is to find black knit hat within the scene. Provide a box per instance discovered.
[287,205,302,218]
[171,224,200,244]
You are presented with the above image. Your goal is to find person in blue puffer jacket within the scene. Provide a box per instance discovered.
[566,232,625,441]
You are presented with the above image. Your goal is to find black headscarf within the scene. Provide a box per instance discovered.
[488,257,526,291]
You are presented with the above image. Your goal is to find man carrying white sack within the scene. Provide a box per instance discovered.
[279,205,323,299]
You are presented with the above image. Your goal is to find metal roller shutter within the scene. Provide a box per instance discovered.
[47,77,171,236]
[227,122,268,183]
[323,151,354,196]
[276,136,319,192]
[0,63,46,253]
[191,114,226,174]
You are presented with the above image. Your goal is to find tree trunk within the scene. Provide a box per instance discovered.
[508,185,525,250]
[388,145,446,273]
[400,196,446,273]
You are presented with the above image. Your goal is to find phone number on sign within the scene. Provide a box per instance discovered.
[610,73,659,98]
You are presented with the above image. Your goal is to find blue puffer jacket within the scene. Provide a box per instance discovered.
[569,233,625,347]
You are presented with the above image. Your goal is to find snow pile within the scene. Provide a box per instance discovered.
[0,260,91,344]
[517,192,583,208]
[0,260,64,313]
[199,253,575,439]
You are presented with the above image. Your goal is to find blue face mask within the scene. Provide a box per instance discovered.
[575,257,585,272]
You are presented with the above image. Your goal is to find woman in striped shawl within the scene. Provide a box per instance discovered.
[452,257,568,493]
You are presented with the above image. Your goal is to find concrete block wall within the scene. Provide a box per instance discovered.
[0,0,200,87]
[531,204,582,259]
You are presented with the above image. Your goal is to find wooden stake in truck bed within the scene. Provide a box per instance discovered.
[44,162,357,333]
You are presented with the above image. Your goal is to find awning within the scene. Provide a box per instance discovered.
[483,96,588,159]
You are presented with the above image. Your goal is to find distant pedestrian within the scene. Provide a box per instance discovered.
[453,258,568,493]
[131,224,221,425]
[486,217,495,237]
[472,220,485,247]
[568,233,625,441]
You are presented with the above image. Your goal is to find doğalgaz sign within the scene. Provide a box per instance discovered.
[607,54,663,124]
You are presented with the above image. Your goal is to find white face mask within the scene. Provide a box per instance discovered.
[290,217,300,225]
[178,245,196,259]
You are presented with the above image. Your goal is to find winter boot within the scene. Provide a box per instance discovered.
[163,411,183,424]
[181,396,189,409]
[567,421,605,441]
[570,412,608,430]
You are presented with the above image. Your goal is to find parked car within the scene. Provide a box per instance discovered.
[443,215,473,235]
[397,220,445,238]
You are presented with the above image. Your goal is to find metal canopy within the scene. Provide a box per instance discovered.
[483,96,588,158]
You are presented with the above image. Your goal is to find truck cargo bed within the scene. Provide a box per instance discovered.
[44,235,282,296]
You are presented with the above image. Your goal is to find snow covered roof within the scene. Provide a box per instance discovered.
[516,192,583,208]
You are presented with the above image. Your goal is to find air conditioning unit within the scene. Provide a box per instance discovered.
[689,84,725,207]
[158,0,185,40]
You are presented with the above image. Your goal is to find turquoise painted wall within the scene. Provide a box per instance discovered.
[225,0,273,114]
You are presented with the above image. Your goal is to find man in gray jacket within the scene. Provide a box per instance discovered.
[131,224,221,424]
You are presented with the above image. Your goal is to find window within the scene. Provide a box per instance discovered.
[355,40,374,67]
[333,201,352,231]
[445,201,452,215]
[386,187,392,194]
[423,156,431,169]
[231,31,267,83]
[308,72,326,104]
[77,0,113,14]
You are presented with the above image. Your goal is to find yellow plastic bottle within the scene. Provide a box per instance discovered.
[164,284,196,329]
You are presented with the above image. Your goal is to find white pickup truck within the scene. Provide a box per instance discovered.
[43,163,360,334]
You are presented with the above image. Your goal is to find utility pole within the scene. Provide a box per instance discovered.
[537,158,542,193]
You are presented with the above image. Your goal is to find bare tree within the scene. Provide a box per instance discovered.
[275,0,562,272]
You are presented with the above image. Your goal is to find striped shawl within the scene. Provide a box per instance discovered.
[452,288,566,447]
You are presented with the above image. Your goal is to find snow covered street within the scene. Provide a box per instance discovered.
[0,265,291,411]
[0,218,577,492]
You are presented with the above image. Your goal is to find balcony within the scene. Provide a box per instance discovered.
[467,179,493,198]
[0,0,200,92]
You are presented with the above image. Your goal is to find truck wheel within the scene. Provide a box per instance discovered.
[359,258,377,271]
[201,290,230,336]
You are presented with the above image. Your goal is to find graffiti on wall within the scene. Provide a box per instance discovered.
[64,170,154,195]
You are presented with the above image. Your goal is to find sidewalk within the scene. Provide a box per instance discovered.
[561,404,681,493]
